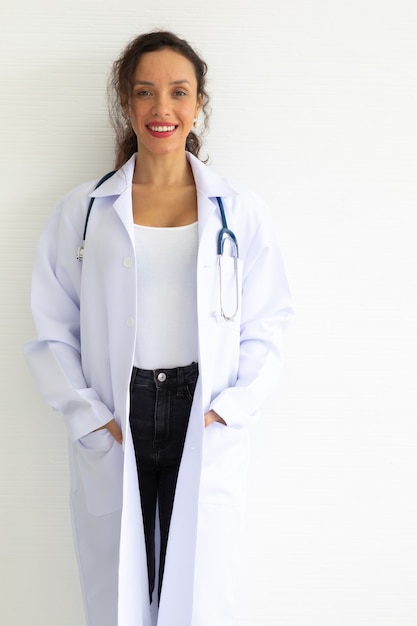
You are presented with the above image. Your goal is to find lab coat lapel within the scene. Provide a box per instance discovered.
[196,193,217,242]
[188,152,237,202]
[87,150,238,255]
[89,154,137,245]
[187,152,237,244]
[113,190,135,246]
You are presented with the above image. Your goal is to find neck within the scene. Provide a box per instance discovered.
[133,150,193,188]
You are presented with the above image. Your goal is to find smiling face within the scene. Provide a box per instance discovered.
[126,48,202,158]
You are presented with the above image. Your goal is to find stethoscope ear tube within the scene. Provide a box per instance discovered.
[216,196,239,320]
[217,227,238,256]
[218,253,240,322]
[77,170,116,262]
[216,196,238,257]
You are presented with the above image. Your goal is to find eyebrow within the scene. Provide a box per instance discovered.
[132,79,192,86]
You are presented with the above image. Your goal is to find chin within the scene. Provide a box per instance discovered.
[141,141,186,158]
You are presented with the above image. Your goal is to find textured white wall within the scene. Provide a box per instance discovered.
[1,1,416,625]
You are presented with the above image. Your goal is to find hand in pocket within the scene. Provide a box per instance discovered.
[93,418,123,444]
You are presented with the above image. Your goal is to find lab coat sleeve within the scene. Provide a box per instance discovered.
[24,197,115,441]
[209,204,294,428]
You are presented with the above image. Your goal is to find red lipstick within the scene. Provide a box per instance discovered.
[146,124,178,138]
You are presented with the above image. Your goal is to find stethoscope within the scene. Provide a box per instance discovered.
[77,171,240,321]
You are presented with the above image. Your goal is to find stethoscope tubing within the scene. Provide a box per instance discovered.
[76,172,240,320]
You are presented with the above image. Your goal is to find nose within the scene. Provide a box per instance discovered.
[152,93,171,117]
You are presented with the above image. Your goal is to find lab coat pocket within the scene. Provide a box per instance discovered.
[74,429,123,516]
[200,422,249,506]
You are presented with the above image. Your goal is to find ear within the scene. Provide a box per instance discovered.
[195,93,204,117]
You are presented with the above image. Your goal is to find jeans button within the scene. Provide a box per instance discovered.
[157,372,167,382]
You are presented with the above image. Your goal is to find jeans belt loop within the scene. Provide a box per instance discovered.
[177,366,184,397]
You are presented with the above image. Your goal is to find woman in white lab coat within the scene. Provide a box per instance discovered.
[25,31,293,626]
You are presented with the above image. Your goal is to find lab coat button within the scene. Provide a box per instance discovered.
[123,257,133,267]
[157,372,167,382]
[126,317,135,327]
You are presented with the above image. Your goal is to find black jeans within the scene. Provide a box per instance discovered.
[129,362,199,603]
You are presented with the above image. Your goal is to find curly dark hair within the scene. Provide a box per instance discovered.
[108,30,210,169]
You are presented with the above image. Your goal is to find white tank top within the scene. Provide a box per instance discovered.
[133,222,199,369]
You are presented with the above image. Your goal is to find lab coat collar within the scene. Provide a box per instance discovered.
[89,151,237,200]
[186,152,237,199]
[88,155,135,199]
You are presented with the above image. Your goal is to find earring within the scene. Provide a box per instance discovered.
[193,117,199,129]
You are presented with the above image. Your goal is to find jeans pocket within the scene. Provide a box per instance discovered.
[184,381,197,402]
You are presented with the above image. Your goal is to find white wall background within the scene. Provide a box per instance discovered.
[1,1,416,624]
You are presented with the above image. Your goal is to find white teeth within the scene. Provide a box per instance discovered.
[148,125,176,132]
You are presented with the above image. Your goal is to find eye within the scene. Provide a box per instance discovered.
[135,90,152,97]
[173,90,187,97]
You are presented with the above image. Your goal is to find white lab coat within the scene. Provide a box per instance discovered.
[25,152,293,626]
